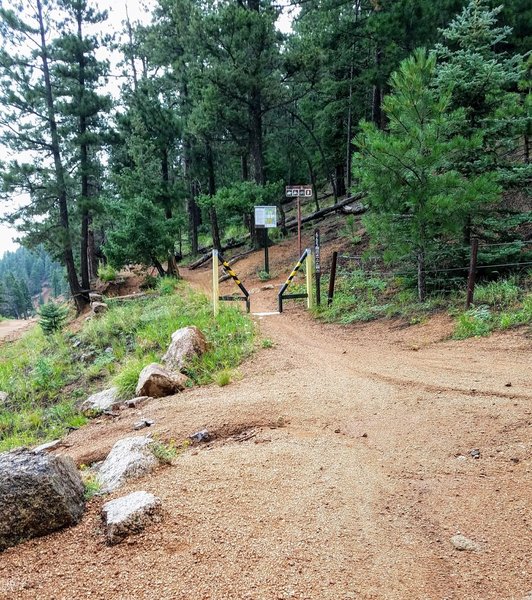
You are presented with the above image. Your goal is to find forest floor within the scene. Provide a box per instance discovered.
[0,318,35,344]
[1,229,531,600]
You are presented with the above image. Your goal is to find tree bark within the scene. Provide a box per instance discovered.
[417,248,426,302]
[37,0,87,312]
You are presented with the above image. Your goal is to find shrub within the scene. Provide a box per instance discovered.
[97,263,117,282]
[38,302,68,335]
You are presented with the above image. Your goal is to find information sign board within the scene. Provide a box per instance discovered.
[254,205,277,229]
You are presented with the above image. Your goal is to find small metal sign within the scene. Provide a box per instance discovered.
[254,205,277,229]
[285,185,313,198]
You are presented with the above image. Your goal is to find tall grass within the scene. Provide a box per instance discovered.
[0,282,254,452]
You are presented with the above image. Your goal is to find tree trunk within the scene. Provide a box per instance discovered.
[346,61,354,192]
[152,258,166,277]
[184,137,199,255]
[372,47,383,129]
[37,0,87,312]
[241,152,249,181]
[335,164,346,198]
[249,91,265,185]
[206,141,222,251]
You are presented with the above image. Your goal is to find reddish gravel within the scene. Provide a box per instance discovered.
[0,234,531,600]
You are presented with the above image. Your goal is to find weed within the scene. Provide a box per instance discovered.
[97,263,117,282]
[149,438,188,464]
[261,338,274,348]
[453,306,492,339]
[157,276,179,295]
[257,270,271,282]
[213,368,232,386]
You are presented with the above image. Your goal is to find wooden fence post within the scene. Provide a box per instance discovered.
[466,238,479,309]
[328,251,338,306]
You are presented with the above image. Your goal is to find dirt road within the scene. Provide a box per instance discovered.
[0,318,35,344]
[1,238,530,600]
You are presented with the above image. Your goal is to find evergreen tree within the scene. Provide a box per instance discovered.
[38,300,68,334]
[353,49,500,300]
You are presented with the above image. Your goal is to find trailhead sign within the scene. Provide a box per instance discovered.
[255,206,277,229]
[285,185,313,198]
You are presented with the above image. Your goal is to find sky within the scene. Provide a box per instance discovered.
[0,0,296,259]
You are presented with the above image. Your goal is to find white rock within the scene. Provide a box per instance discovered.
[124,396,152,409]
[97,436,159,493]
[89,292,103,302]
[451,534,480,551]
[162,326,208,372]
[33,439,62,453]
[80,387,120,415]
[0,391,8,406]
[135,363,188,398]
[102,491,162,545]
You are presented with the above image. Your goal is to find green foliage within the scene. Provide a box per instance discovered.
[257,270,271,282]
[213,369,232,387]
[149,438,186,465]
[261,338,274,349]
[97,264,117,282]
[38,302,69,335]
[354,49,500,300]
[157,277,179,295]
[0,282,255,452]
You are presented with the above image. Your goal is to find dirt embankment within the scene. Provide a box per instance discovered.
[0,233,530,600]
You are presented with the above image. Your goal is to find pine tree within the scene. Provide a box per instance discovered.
[353,49,501,300]
[38,301,68,335]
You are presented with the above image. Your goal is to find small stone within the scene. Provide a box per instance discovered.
[469,448,481,459]
[0,391,9,407]
[125,396,152,409]
[361,433,368,438]
[505,382,512,387]
[133,419,154,431]
[260,284,275,290]
[33,439,62,453]
[80,387,120,415]
[189,429,210,443]
[89,292,103,302]
[101,491,162,545]
[450,534,480,552]
[334,428,341,434]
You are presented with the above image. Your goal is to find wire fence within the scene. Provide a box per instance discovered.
[327,239,532,307]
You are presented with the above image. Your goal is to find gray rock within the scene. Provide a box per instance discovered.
[124,396,152,409]
[162,326,208,372]
[33,439,62,453]
[102,491,162,545]
[0,449,85,551]
[450,534,480,552]
[91,301,108,315]
[135,363,188,398]
[133,419,154,431]
[190,429,210,443]
[0,391,9,406]
[469,448,481,459]
[97,436,159,493]
[89,292,103,302]
[80,387,120,415]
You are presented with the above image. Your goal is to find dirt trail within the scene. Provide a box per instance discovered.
[1,237,531,600]
[0,318,35,344]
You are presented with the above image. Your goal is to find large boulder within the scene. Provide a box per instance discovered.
[0,449,85,552]
[135,363,188,398]
[162,326,208,372]
[97,436,159,493]
[102,491,162,545]
[80,387,120,415]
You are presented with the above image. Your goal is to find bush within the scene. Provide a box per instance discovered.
[38,302,68,335]
[97,263,117,282]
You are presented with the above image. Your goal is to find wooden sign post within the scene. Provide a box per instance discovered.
[285,185,313,258]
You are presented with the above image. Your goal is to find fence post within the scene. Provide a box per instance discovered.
[328,251,338,306]
[466,237,479,309]
[306,248,314,309]
[212,249,219,316]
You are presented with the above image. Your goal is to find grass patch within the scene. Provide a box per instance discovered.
[319,268,531,338]
[0,282,254,452]
[97,263,117,282]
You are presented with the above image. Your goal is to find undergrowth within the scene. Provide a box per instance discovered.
[0,281,254,452]
[316,269,532,338]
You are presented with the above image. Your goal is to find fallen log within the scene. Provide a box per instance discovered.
[285,193,366,230]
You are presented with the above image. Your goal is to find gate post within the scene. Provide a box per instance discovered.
[212,249,219,316]
[306,248,314,310]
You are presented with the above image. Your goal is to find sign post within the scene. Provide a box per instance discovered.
[254,205,277,275]
[314,229,321,306]
[285,185,312,258]
[305,248,314,310]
